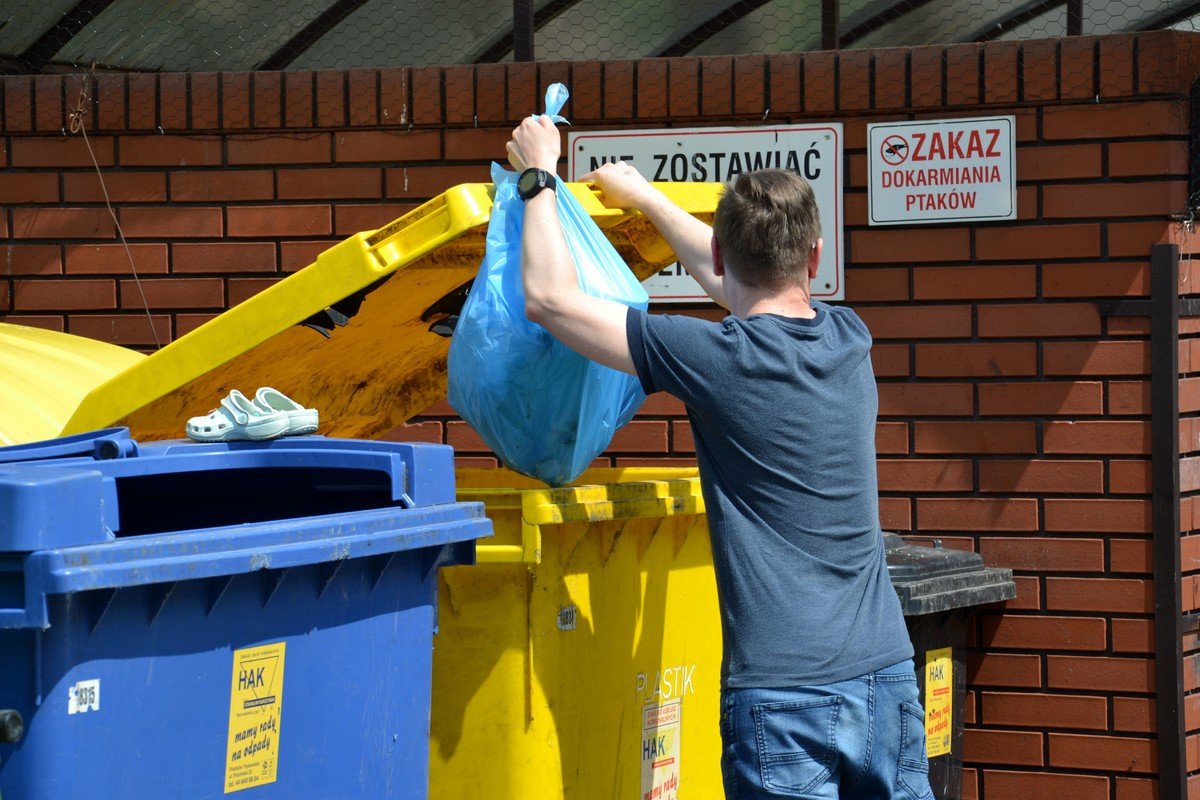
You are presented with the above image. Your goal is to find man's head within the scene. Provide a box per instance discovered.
[712,169,822,291]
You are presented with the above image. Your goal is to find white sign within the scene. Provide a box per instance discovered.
[868,116,1016,225]
[68,679,100,714]
[568,125,845,303]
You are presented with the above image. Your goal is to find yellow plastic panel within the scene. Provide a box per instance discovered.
[0,323,143,446]
[432,469,722,800]
[57,181,719,443]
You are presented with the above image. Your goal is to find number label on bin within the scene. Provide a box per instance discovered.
[224,642,287,794]
[924,648,953,759]
[67,679,100,714]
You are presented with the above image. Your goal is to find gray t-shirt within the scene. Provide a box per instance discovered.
[627,301,913,688]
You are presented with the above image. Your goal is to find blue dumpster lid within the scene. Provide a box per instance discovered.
[0,431,462,552]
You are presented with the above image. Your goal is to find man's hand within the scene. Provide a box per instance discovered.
[579,161,661,210]
[507,115,561,173]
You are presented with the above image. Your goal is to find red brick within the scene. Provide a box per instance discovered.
[979,303,1100,338]
[1045,181,1187,220]
[981,691,1108,728]
[280,241,332,272]
[3,76,33,132]
[33,75,64,133]
[912,264,1036,300]
[252,72,282,129]
[1109,141,1188,178]
[172,242,276,274]
[63,172,166,203]
[852,228,970,263]
[277,168,382,200]
[1046,577,1153,613]
[385,165,490,198]
[608,421,668,452]
[670,420,694,453]
[838,49,870,112]
[917,498,1038,531]
[228,278,280,306]
[156,73,187,131]
[876,422,908,455]
[916,342,1036,378]
[1,245,61,276]
[1,315,62,331]
[1060,37,1097,101]
[1111,538,1153,573]
[1100,34,1136,98]
[335,129,440,163]
[284,71,314,129]
[13,208,114,239]
[119,135,221,167]
[983,41,1019,104]
[10,136,115,168]
[982,616,1107,652]
[1110,380,1150,415]
[980,535,1106,574]
[1047,655,1154,693]
[1137,30,1200,95]
[729,54,768,117]
[505,62,537,121]
[441,65,473,126]
[69,314,170,346]
[566,62,600,122]
[636,58,669,119]
[1017,144,1102,181]
[871,344,909,378]
[856,305,971,340]
[0,173,58,204]
[120,207,222,238]
[980,460,1103,494]
[333,204,413,236]
[221,73,251,130]
[379,68,409,125]
[227,134,331,165]
[1042,262,1149,298]
[1116,776,1158,800]
[444,128,509,162]
[1002,575,1040,611]
[379,421,444,445]
[667,57,700,119]
[915,421,1036,454]
[13,279,114,310]
[963,729,1043,765]
[945,43,981,106]
[871,49,907,111]
[190,73,219,130]
[347,69,378,127]
[879,497,911,530]
[226,205,330,238]
[1108,221,1182,258]
[979,381,1103,416]
[175,313,217,337]
[1022,38,1058,102]
[976,224,1101,260]
[65,244,168,275]
[1049,733,1156,773]
[1113,619,1155,655]
[1044,420,1149,455]
[1046,100,1187,140]
[1046,499,1151,533]
[844,267,908,302]
[877,459,971,492]
[121,278,222,309]
[803,51,836,114]
[446,421,489,452]
[314,71,348,128]
[699,56,734,117]
[910,46,943,108]
[877,383,973,417]
[763,53,801,115]
[983,771,1109,800]
[410,66,441,125]
[169,171,273,203]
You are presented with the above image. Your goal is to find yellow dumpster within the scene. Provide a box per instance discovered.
[432,467,722,800]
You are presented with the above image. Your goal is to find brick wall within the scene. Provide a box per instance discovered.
[4,30,1200,799]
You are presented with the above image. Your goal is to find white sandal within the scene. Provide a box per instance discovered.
[186,390,290,442]
[254,387,319,436]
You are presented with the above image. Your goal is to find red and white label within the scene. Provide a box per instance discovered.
[868,116,1016,225]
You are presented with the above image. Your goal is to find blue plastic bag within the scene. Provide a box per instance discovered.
[447,85,648,486]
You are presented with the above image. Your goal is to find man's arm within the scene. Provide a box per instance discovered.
[581,162,729,310]
[509,116,636,376]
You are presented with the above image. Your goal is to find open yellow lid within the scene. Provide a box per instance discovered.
[0,181,719,446]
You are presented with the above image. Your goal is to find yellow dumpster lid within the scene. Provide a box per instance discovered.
[20,181,718,445]
[0,323,144,446]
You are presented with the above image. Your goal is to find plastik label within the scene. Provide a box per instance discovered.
[635,664,696,705]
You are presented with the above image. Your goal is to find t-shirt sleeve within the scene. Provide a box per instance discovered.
[626,307,730,409]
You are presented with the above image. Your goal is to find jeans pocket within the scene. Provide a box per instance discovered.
[897,701,935,800]
[751,696,840,797]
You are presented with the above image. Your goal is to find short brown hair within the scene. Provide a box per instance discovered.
[712,169,821,290]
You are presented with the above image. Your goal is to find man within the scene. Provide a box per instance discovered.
[507,115,934,800]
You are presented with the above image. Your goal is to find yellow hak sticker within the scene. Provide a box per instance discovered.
[924,647,952,759]
[224,642,286,794]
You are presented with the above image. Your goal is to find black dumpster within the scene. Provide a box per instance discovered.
[885,533,1017,800]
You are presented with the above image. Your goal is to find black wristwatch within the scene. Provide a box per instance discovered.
[517,168,558,201]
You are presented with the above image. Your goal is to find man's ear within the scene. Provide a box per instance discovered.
[712,235,725,277]
[808,238,823,280]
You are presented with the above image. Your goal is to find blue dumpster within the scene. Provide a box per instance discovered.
[0,428,491,800]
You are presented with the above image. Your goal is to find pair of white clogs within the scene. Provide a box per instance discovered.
[186,387,318,442]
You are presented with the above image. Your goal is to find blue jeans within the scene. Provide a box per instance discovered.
[719,660,935,800]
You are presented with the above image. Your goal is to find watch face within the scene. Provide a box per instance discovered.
[519,169,541,196]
